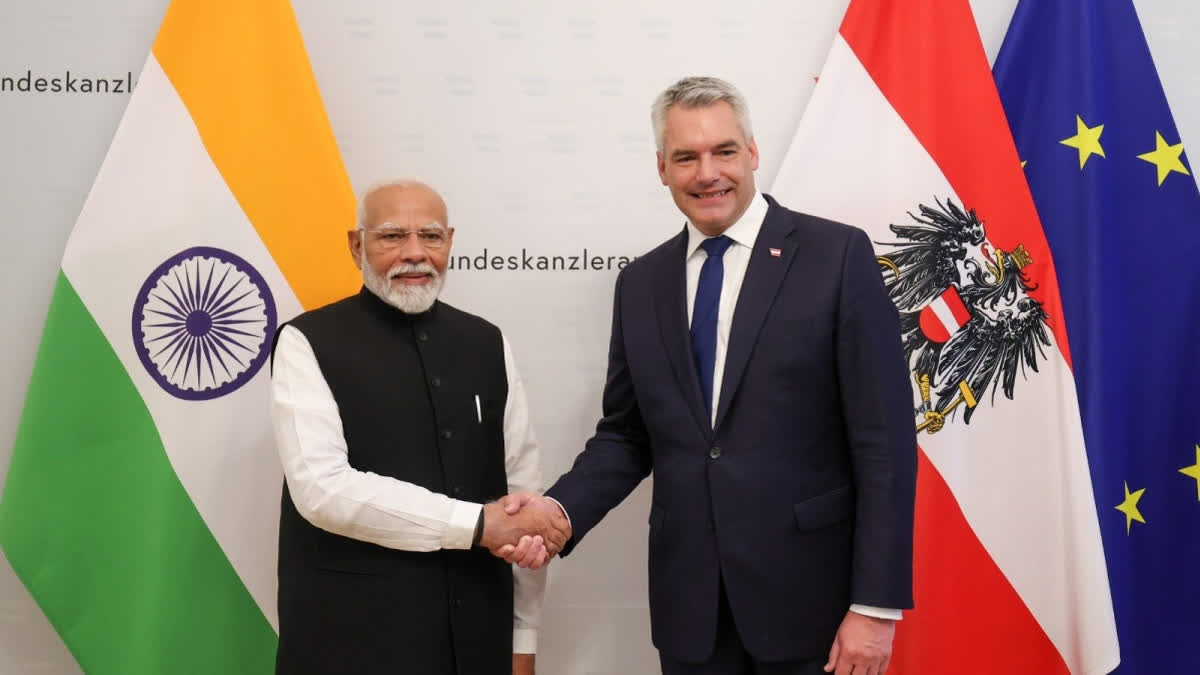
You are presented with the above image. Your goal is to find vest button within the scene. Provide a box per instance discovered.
[453,598,463,608]
[441,429,453,440]
[417,331,429,342]
[709,446,721,459]
[431,377,441,388]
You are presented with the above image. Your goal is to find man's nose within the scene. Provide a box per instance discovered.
[696,155,719,183]
[397,234,428,262]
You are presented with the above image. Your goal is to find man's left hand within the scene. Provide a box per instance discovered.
[512,653,535,675]
[823,611,895,675]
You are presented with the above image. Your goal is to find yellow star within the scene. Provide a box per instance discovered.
[1060,115,1106,169]
[1020,159,1028,169]
[1137,131,1191,186]
[1115,481,1146,534]
[1180,445,1200,501]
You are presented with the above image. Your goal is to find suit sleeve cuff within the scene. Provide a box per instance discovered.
[849,604,902,621]
[442,501,483,550]
[543,497,571,529]
[513,628,537,654]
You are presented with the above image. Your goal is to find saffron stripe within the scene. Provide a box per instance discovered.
[153,0,360,311]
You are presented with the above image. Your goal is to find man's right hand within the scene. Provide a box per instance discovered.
[478,494,571,568]
[487,493,572,569]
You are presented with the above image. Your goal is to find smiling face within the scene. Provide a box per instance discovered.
[656,101,759,236]
[348,182,454,314]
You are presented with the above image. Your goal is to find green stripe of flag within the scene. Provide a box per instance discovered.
[0,272,276,674]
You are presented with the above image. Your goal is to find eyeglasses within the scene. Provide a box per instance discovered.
[359,224,450,250]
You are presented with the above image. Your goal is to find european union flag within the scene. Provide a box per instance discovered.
[994,1,1200,672]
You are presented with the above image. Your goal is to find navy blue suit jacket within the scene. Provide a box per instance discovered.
[546,195,916,662]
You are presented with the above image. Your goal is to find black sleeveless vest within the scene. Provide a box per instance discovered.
[274,288,512,675]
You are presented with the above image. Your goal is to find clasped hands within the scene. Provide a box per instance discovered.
[478,492,571,570]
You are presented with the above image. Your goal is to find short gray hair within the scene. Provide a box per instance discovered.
[357,177,445,228]
[650,76,753,154]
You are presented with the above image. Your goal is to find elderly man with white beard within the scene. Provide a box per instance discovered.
[268,178,568,675]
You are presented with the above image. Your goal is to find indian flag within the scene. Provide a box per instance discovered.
[772,0,1119,673]
[0,0,359,672]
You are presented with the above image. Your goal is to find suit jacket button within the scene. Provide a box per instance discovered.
[709,446,721,459]
[431,377,441,388]
[417,331,429,342]
[441,429,453,440]
[451,486,462,497]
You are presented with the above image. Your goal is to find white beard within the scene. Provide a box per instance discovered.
[362,258,444,314]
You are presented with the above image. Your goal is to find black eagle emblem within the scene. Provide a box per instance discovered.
[876,198,1052,434]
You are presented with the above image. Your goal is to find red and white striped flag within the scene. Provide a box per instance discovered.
[771,1,1119,673]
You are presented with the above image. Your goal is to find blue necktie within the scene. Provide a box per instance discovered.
[690,235,733,419]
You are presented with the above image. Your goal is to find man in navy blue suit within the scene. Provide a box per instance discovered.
[506,76,916,674]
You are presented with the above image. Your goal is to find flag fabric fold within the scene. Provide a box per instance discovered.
[0,0,358,672]
[995,2,1200,672]
[771,0,1119,672]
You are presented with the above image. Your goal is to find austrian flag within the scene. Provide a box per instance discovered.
[770,0,1119,673]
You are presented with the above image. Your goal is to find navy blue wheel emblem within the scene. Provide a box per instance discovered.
[132,246,277,401]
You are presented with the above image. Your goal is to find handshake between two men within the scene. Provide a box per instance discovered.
[477,493,569,570]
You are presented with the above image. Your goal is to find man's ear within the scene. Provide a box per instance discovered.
[348,229,364,270]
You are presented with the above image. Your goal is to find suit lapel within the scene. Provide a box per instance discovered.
[655,228,714,439]
[714,197,798,430]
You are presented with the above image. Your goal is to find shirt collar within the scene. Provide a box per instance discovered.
[685,191,767,259]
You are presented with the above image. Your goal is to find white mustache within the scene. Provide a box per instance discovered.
[388,263,438,279]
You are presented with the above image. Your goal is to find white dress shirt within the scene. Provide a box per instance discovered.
[684,191,768,428]
[269,323,546,652]
[685,193,901,623]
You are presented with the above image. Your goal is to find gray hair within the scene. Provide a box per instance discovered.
[650,76,753,154]
[357,177,445,228]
